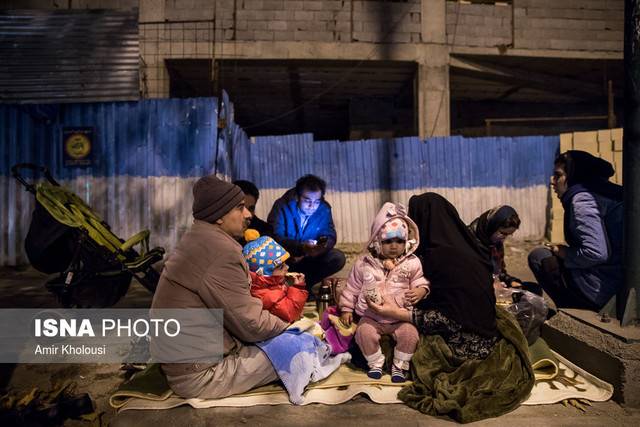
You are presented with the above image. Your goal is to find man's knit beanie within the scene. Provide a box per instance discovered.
[192,175,244,223]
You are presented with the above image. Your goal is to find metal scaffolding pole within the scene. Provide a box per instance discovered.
[622,0,640,325]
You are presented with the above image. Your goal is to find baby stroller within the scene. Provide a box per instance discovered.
[12,164,165,308]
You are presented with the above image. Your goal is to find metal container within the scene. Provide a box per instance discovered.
[316,283,332,318]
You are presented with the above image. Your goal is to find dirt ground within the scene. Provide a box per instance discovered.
[2,239,639,426]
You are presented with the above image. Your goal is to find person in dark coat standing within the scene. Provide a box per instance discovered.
[528,150,623,310]
[267,174,346,293]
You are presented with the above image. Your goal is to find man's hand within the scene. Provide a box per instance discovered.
[405,287,428,305]
[340,311,353,326]
[551,244,568,259]
[303,241,324,257]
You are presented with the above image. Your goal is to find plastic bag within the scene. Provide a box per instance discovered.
[508,290,548,345]
[496,287,548,345]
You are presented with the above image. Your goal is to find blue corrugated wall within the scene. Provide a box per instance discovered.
[1,94,561,264]
[0,98,219,179]
[230,134,558,192]
[1,98,219,265]
[232,133,559,242]
[231,131,559,242]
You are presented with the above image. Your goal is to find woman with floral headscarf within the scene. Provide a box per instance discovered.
[468,205,522,288]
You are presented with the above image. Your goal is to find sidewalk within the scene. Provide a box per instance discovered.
[2,240,639,426]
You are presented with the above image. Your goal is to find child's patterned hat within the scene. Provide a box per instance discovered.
[242,230,290,276]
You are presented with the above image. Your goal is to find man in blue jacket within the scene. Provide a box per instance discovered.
[267,175,346,295]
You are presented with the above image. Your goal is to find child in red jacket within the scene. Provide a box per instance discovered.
[243,230,308,323]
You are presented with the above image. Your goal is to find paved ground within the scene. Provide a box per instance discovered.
[2,240,640,426]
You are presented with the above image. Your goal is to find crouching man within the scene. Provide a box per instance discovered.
[151,175,287,398]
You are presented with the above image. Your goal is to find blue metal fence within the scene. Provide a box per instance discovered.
[231,132,559,242]
[0,98,218,180]
[0,98,218,265]
[1,94,561,264]
[231,134,559,192]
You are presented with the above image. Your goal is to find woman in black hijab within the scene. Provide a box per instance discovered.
[367,193,534,423]
[370,192,499,358]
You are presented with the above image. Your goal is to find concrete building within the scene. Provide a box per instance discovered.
[2,0,624,139]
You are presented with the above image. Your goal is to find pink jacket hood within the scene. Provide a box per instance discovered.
[338,203,429,322]
[366,202,420,262]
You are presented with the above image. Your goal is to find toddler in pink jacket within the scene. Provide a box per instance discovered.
[339,202,430,382]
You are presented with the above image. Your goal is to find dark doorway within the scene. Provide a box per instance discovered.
[449,54,624,137]
[215,59,417,140]
[166,59,214,98]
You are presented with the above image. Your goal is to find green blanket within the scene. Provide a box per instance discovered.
[110,364,172,408]
[398,306,535,423]
[528,337,559,380]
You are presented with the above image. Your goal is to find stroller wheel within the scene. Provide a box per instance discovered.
[46,272,132,308]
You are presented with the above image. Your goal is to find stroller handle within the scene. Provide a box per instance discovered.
[11,163,60,193]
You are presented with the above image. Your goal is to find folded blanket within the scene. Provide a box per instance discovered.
[256,329,351,404]
[528,337,559,380]
[398,305,535,424]
[288,317,325,338]
[111,338,610,411]
[113,363,407,411]
[110,364,171,408]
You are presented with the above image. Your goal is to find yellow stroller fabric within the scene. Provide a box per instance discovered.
[12,163,164,307]
[36,182,162,270]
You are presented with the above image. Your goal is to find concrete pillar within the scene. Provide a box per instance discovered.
[622,0,640,325]
[422,0,446,44]
[139,0,168,99]
[417,48,450,138]
[418,0,449,138]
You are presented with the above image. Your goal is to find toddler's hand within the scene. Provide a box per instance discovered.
[405,287,428,305]
[340,311,353,326]
[285,272,305,286]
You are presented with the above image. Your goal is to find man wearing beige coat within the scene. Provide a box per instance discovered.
[151,175,288,399]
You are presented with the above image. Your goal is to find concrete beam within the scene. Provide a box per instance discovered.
[202,41,427,61]
[451,45,623,60]
[194,41,622,62]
